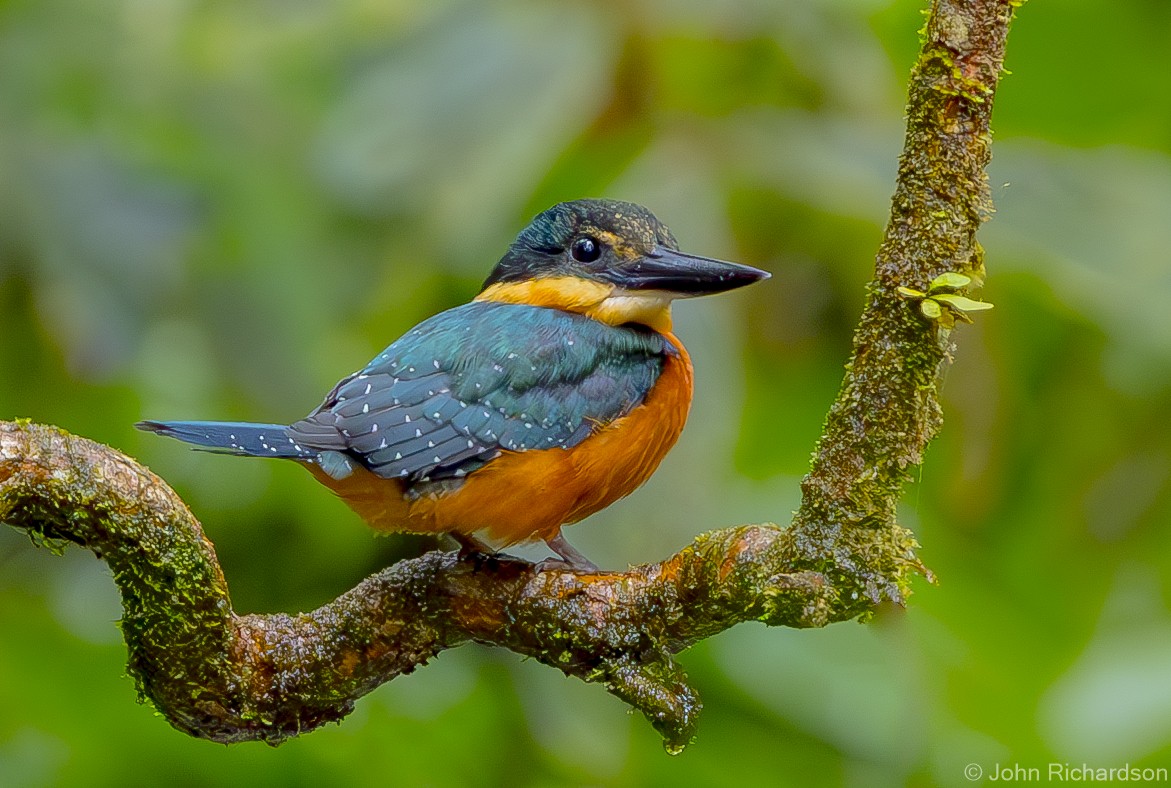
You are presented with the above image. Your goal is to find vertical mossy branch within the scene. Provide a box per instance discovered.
[0,0,1018,752]
[790,0,1015,612]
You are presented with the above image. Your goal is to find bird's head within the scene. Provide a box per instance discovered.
[477,199,768,333]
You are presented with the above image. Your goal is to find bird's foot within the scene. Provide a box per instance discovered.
[533,557,601,573]
[537,532,602,573]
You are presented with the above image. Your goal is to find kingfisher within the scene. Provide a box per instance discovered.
[137,199,768,570]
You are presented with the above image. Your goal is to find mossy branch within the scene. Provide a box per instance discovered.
[790,0,1016,606]
[0,0,1017,753]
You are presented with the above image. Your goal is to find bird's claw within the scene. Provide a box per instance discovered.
[541,532,602,573]
[533,556,601,573]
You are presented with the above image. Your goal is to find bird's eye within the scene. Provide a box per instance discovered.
[570,236,601,263]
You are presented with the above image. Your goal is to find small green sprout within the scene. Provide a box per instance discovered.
[897,272,993,328]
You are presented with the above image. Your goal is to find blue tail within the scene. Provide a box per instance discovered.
[135,420,315,460]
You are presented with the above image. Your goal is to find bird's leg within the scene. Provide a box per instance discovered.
[536,531,601,573]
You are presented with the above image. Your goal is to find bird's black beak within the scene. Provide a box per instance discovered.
[602,246,770,296]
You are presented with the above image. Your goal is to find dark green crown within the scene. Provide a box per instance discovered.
[483,200,679,289]
[483,199,769,297]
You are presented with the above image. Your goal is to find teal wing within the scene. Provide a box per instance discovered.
[289,301,668,483]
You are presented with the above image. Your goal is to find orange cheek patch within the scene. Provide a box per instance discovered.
[478,275,674,333]
[476,277,611,312]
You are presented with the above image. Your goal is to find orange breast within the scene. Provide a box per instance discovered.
[307,333,694,546]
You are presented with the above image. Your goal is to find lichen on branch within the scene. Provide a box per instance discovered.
[0,0,1018,752]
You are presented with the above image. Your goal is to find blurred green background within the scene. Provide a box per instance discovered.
[2,0,1170,785]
